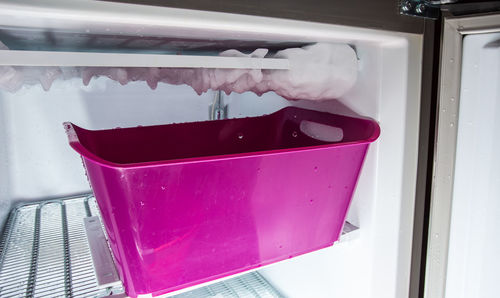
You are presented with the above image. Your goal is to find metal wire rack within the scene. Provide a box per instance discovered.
[173,272,282,298]
[0,193,358,297]
[0,195,125,297]
[0,194,286,298]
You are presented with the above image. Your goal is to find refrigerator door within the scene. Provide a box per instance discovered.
[425,12,500,298]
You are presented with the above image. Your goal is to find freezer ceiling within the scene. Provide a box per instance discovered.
[0,26,308,54]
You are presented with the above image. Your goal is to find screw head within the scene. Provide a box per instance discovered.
[401,1,412,12]
[416,3,426,13]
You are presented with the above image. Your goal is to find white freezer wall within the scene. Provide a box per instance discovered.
[0,80,216,202]
[0,2,422,298]
[445,32,500,298]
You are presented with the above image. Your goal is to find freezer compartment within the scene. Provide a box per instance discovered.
[0,2,422,297]
[65,107,379,297]
[0,45,420,298]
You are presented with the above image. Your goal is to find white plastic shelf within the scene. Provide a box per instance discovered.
[0,50,290,69]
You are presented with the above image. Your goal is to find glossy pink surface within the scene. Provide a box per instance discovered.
[64,107,379,297]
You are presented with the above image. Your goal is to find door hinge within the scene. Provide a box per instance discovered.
[400,0,442,19]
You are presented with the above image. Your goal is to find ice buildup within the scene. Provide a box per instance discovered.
[0,41,64,92]
[0,43,358,100]
[258,43,358,100]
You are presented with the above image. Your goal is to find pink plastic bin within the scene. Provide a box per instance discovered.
[64,107,379,297]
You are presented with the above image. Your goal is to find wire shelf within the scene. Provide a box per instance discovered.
[0,194,285,298]
[172,272,282,298]
[0,195,124,298]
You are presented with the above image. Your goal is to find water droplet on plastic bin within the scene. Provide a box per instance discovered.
[314,166,318,172]
[237,133,244,140]
[292,131,298,138]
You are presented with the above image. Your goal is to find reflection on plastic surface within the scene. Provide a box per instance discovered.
[65,107,379,297]
[300,120,344,142]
